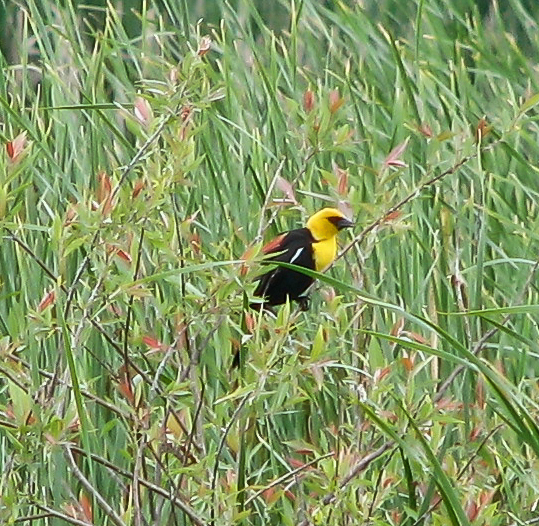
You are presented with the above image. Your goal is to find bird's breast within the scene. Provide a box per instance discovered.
[312,237,337,271]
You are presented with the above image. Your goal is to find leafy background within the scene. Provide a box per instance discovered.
[2,0,539,525]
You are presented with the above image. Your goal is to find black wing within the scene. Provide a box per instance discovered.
[254,228,316,306]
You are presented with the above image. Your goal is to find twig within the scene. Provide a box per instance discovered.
[304,140,538,514]
[434,256,539,403]
[64,446,127,526]
[64,105,182,319]
[255,147,318,243]
[245,452,334,506]
[133,434,146,526]
[255,158,287,242]
[336,153,474,263]
[2,357,131,419]
[123,226,146,396]
[210,392,251,525]
[6,227,197,447]
[17,506,93,526]
[66,445,208,526]
[412,423,504,525]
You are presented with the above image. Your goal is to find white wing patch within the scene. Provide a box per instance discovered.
[289,247,304,265]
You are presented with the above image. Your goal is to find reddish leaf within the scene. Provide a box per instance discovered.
[383,476,395,488]
[79,493,93,523]
[117,377,134,405]
[97,171,111,203]
[181,105,192,122]
[197,36,212,56]
[475,117,491,142]
[115,248,132,263]
[6,131,27,162]
[38,290,56,312]
[134,96,153,127]
[284,490,296,501]
[189,232,201,255]
[245,312,255,334]
[401,355,414,372]
[329,89,344,114]
[336,166,348,196]
[262,486,277,503]
[373,366,391,383]
[469,426,482,441]
[390,318,405,337]
[132,179,145,199]
[479,489,496,507]
[406,331,428,345]
[240,245,257,276]
[67,416,80,433]
[435,398,463,411]
[379,410,398,422]
[303,88,315,112]
[294,448,316,456]
[175,316,189,350]
[467,500,479,521]
[495,359,505,376]
[64,203,78,225]
[288,458,308,469]
[142,335,162,349]
[108,304,123,317]
[418,122,433,138]
[384,210,402,222]
[384,138,409,168]
[431,493,442,507]
[6,142,14,160]
[276,175,297,204]
[102,198,114,216]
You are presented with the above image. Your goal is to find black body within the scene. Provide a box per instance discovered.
[254,227,316,306]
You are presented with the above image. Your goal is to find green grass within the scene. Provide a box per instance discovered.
[2,0,539,524]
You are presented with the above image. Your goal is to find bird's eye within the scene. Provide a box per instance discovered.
[328,216,354,230]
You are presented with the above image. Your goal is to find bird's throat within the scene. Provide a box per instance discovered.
[312,237,337,271]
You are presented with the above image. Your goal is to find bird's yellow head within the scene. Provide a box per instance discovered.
[306,208,354,241]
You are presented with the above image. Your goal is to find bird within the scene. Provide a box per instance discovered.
[252,207,354,309]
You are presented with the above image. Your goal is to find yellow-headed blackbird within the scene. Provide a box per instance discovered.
[253,208,354,309]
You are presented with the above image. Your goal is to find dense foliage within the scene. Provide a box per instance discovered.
[2,1,539,525]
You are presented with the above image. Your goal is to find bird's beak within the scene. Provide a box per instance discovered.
[336,217,354,230]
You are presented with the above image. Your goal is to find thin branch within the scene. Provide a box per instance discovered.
[336,153,474,264]
[66,445,208,526]
[133,435,146,526]
[4,356,131,419]
[434,256,539,403]
[255,157,287,242]
[211,392,251,525]
[245,452,334,506]
[311,252,539,515]
[17,506,93,526]
[65,104,183,319]
[411,423,504,525]
[124,226,146,394]
[64,446,127,526]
